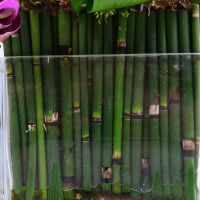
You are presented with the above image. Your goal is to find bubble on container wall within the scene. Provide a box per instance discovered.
[172,64,180,71]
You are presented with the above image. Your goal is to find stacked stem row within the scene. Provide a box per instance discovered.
[4,5,200,200]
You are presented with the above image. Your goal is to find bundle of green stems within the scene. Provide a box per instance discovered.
[4,4,200,200]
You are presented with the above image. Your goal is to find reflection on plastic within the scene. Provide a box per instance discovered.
[0,58,12,200]
[1,54,200,200]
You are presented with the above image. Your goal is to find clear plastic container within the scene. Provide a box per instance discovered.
[1,54,200,200]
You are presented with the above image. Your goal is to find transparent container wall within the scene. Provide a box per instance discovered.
[2,54,200,199]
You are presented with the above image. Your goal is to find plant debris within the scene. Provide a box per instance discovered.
[20,0,71,13]
[19,0,193,12]
[146,0,191,10]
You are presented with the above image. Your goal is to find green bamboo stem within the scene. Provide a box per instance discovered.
[112,13,127,194]
[51,14,59,54]
[191,4,200,199]
[58,10,74,200]
[11,32,28,187]
[178,9,196,200]
[121,11,135,193]
[60,60,74,198]
[79,13,92,191]
[166,9,183,199]
[91,18,103,190]
[8,70,24,198]
[146,10,162,198]
[72,14,82,187]
[5,38,23,198]
[40,13,63,200]
[20,10,37,200]
[142,66,151,199]
[29,10,47,199]
[113,14,119,52]
[102,16,113,192]
[130,8,146,199]
[87,14,93,118]
[157,9,171,198]
[126,11,135,54]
